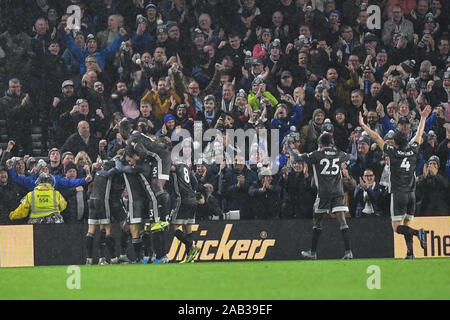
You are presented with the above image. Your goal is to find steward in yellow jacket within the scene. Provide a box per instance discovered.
[10,173,67,224]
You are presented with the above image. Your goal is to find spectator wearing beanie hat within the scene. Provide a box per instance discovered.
[301,108,326,152]
[156,113,176,137]
[60,161,88,223]
[349,135,382,180]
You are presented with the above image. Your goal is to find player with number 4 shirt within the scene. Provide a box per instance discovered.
[359,106,431,259]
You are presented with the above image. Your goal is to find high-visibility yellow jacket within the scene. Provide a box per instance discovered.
[9,183,67,220]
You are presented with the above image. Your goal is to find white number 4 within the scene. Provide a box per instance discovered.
[400,158,410,171]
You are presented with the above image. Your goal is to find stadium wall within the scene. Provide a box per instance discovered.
[0,218,397,266]
[2,217,449,266]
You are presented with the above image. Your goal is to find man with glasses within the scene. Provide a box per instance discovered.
[382,4,414,46]
[354,168,384,217]
[333,25,356,64]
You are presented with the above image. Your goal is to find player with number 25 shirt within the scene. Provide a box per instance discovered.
[299,132,353,260]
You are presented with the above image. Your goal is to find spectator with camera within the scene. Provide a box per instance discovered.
[272,101,303,151]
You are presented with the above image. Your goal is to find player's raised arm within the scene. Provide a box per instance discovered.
[359,112,385,150]
[412,105,432,145]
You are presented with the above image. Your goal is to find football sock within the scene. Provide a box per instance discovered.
[341,227,351,251]
[404,234,414,256]
[131,238,143,260]
[85,232,94,259]
[105,235,116,258]
[141,231,153,258]
[98,229,106,258]
[185,232,193,250]
[153,230,167,259]
[311,228,322,253]
[396,225,419,237]
[120,229,130,256]
[175,229,193,252]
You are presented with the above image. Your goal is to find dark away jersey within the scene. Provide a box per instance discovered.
[383,142,419,193]
[171,164,197,206]
[303,147,350,199]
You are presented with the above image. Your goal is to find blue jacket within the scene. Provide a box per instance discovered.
[65,33,123,74]
[130,32,154,54]
[8,168,87,192]
[271,104,303,150]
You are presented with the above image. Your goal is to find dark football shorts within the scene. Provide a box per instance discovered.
[171,202,197,225]
[313,195,349,214]
[88,197,110,225]
[390,192,415,222]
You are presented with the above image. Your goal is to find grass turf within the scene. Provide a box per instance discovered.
[0,258,449,300]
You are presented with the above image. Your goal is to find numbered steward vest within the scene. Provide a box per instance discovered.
[27,187,61,219]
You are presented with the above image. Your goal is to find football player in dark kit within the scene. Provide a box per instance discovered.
[120,119,172,263]
[299,132,353,260]
[168,162,201,263]
[85,159,124,265]
[359,106,431,259]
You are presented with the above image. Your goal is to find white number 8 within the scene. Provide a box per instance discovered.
[183,167,190,183]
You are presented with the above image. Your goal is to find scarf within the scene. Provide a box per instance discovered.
[204,109,216,124]
[362,183,375,215]
[221,97,235,113]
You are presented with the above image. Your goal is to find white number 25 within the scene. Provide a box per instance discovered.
[320,158,340,175]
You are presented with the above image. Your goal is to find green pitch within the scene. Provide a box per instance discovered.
[1,258,449,300]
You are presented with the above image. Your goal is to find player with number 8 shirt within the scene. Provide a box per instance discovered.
[359,106,431,259]
[298,132,353,260]
[167,162,201,263]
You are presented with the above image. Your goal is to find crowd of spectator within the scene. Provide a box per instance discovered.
[0,0,449,225]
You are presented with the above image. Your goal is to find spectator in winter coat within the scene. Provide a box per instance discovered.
[60,162,88,223]
[279,159,315,219]
[248,168,281,219]
[416,156,450,216]
[221,155,258,220]
[7,158,91,192]
[354,168,385,217]
[0,166,23,225]
[64,26,126,75]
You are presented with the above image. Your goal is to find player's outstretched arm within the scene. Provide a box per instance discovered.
[359,112,385,150]
[412,105,432,145]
